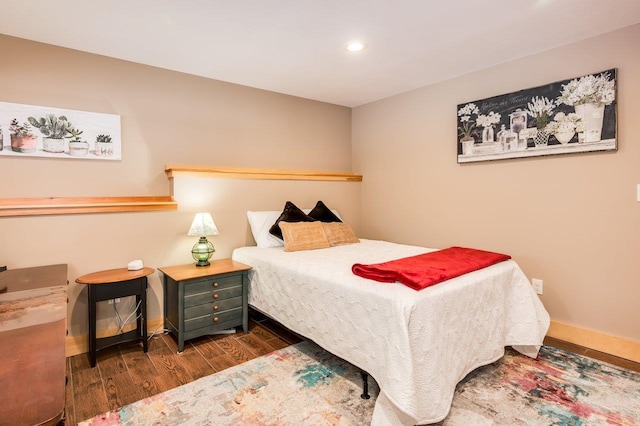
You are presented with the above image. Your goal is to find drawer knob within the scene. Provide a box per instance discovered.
[213,305,219,311]
[213,294,219,300]
[213,317,219,323]
[213,282,219,288]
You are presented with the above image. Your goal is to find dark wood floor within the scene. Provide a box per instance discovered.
[65,314,301,425]
[65,314,640,425]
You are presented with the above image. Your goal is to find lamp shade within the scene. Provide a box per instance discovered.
[187,213,219,237]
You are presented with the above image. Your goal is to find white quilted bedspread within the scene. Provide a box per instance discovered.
[232,240,550,425]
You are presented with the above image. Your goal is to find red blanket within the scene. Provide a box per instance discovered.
[352,246,511,290]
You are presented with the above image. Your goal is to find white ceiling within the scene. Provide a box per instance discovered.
[2,0,640,107]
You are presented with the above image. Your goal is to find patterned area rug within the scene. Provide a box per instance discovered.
[80,341,378,425]
[434,346,639,426]
[81,341,639,425]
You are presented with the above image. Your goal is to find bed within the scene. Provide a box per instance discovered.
[232,223,549,425]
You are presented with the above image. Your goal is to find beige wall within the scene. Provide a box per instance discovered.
[0,35,355,342]
[3,25,639,353]
[353,24,640,343]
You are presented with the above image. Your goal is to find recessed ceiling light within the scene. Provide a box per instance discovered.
[346,41,365,52]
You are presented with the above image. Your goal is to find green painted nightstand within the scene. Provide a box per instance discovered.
[159,259,252,352]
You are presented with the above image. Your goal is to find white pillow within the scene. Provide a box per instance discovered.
[246,208,343,248]
[247,211,286,248]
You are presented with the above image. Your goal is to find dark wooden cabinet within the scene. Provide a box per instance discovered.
[0,264,67,425]
[159,259,251,352]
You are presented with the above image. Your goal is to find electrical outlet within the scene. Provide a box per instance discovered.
[107,298,121,304]
[532,278,543,295]
[637,184,640,202]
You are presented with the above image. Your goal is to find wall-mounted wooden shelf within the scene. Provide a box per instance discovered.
[0,196,177,217]
[2,166,361,218]
[165,165,363,182]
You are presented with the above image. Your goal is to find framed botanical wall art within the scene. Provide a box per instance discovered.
[0,101,121,160]
[457,69,617,163]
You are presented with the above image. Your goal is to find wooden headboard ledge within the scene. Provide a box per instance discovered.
[164,165,363,182]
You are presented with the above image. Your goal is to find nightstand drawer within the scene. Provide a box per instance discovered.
[184,285,243,308]
[184,274,242,296]
[184,296,242,319]
[184,307,243,332]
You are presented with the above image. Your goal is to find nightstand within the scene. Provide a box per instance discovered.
[76,267,154,367]
[159,259,252,352]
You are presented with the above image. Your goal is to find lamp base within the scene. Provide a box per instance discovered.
[191,237,214,267]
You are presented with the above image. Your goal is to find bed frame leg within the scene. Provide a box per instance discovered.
[360,370,370,399]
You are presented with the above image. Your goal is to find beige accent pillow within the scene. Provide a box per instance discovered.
[279,221,331,252]
[322,222,360,246]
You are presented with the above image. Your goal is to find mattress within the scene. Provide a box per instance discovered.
[232,239,550,425]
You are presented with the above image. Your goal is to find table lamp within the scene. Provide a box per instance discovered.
[187,212,219,267]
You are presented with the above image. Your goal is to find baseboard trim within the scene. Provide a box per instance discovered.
[66,317,165,357]
[66,318,639,364]
[547,320,640,363]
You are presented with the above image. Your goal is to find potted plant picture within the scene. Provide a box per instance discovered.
[9,118,37,153]
[28,114,72,153]
[545,112,584,145]
[458,102,479,155]
[526,96,556,147]
[94,134,113,157]
[558,71,615,142]
[66,126,89,156]
[477,111,501,143]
